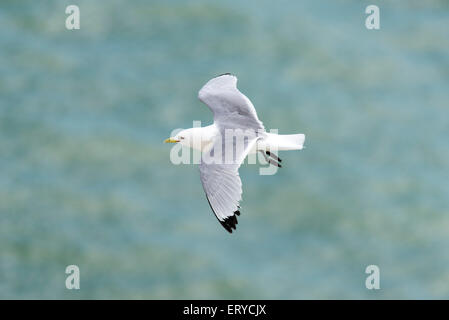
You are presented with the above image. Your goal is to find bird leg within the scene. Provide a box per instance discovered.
[259,151,282,168]
[266,151,282,163]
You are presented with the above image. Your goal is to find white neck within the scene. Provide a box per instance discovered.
[180,124,218,151]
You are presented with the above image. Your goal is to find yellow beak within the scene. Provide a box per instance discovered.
[164,138,180,143]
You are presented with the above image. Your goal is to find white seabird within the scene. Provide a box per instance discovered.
[165,74,305,233]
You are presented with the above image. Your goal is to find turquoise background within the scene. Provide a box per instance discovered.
[1,0,448,299]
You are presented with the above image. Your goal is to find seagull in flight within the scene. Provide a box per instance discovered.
[165,74,305,233]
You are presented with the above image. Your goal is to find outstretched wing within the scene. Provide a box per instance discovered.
[198,73,265,131]
[199,163,242,233]
[199,137,259,233]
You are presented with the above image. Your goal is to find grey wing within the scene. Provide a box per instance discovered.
[198,74,265,131]
[199,137,259,233]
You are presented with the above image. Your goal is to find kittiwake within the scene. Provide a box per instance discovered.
[165,73,305,233]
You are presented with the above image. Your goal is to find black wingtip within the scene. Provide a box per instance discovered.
[219,211,239,233]
[205,196,241,234]
[220,221,233,233]
[216,72,232,78]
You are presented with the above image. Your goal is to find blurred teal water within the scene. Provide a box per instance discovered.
[1,0,448,299]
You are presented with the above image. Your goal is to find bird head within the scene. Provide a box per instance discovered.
[164,129,191,146]
[164,127,210,151]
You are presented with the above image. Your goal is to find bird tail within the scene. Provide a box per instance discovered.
[278,133,305,150]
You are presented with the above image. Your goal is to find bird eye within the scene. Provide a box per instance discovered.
[179,136,185,140]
